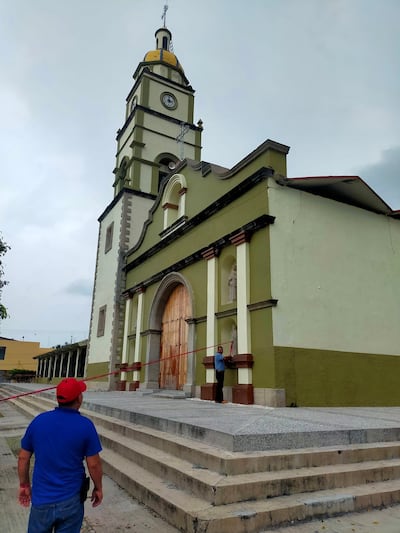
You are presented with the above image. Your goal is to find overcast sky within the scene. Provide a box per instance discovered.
[0,0,399,348]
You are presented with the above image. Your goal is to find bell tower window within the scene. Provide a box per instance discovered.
[158,156,178,191]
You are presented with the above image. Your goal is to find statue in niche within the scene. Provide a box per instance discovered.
[227,263,237,303]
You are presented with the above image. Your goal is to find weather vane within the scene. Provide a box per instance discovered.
[161,1,169,27]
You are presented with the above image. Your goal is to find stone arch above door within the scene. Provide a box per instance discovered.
[160,284,189,390]
[144,273,195,393]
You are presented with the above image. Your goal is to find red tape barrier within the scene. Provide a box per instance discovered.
[0,341,232,403]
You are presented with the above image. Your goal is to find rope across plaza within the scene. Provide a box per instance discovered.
[0,341,233,403]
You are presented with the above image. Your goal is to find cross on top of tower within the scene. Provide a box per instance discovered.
[161,2,169,27]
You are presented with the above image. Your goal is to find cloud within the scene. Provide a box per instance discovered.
[1,0,399,348]
[0,85,31,129]
[356,146,400,210]
[64,279,93,297]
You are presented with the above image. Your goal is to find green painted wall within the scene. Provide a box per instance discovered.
[194,320,207,384]
[251,308,276,388]
[86,362,109,382]
[126,180,269,288]
[263,150,287,176]
[126,151,286,268]
[141,284,157,323]
[249,227,272,303]
[141,77,150,107]
[275,347,400,407]
[183,261,208,317]
[36,377,64,386]
[122,144,289,398]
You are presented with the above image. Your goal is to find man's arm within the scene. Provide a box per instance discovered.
[86,453,103,507]
[18,448,32,507]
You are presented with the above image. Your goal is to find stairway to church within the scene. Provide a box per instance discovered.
[4,384,400,533]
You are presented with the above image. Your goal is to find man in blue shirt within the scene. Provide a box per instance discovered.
[214,345,227,403]
[18,377,103,533]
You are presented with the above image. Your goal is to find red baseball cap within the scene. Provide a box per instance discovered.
[56,378,87,404]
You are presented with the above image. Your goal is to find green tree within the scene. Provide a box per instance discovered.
[0,234,10,320]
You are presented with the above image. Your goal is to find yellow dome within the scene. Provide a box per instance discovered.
[143,49,184,73]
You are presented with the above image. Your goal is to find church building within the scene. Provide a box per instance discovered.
[86,22,400,407]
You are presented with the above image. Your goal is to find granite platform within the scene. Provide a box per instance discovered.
[2,383,400,452]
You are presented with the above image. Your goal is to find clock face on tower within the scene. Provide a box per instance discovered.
[161,92,177,110]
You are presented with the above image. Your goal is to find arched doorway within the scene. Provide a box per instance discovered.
[159,284,190,390]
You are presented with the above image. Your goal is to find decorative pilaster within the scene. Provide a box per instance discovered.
[132,287,145,390]
[232,354,254,404]
[67,351,72,378]
[230,230,254,404]
[200,247,219,401]
[44,358,50,379]
[118,295,132,390]
[201,355,217,400]
[230,230,251,355]
[48,357,54,380]
[74,348,80,377]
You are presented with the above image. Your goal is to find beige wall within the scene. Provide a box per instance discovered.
[0,338,50,372]
[269,181,400,355]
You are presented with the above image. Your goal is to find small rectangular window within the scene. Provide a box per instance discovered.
[105,222,114,253]
[97,306,107,337]
[0,346,6,360]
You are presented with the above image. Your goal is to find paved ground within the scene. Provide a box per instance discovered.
[2,384,400,532]
[0,396,179,533]
[268,508,400,532]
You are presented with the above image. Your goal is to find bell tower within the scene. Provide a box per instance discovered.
[86,21,203,388]
[114,26,202,196]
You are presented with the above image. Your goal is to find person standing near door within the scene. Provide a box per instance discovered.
[214,345,226,403]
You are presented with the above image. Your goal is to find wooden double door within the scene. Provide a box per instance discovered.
[159,284,190,390]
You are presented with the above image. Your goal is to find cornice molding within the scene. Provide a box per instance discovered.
[128,68,194,101]
[215,308,237,319]
[98,189,156,223]
[124,214,274,293]
[247,299,278,311]
[117,104,201,141]
[126,166,275,260]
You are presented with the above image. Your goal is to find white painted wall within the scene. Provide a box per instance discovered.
[268,181,400,355]
[129,196,153,249]
[144,114,197,157]
[148,79,189,120]
[88,201,123,364]
[88,194,153,366]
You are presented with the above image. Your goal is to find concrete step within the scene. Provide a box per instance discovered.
[9,390,400,471]
[5,385,400,532]
[101,448,400,533]
[151,390,189,399]
[99,419,400,505]
[6,384,400,452]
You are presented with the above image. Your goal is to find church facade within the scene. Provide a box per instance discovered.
[86,24,400,407]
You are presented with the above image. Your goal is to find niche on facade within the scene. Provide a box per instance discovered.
[127,338,135,366]
[221,255,237,306]
[219,317,237,356]
[129,297,139,337]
